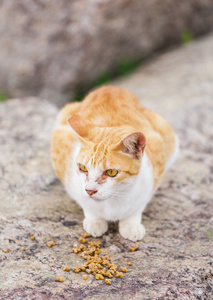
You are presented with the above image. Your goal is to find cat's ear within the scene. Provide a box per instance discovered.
[67,114,93,139]
[117,132,146,159]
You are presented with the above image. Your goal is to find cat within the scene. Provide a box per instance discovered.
[51,86,179,241]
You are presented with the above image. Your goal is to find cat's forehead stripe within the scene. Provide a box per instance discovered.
[81,128,128,169]
[88,137,111,168]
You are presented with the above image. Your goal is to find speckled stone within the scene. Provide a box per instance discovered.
[0,36,213,299]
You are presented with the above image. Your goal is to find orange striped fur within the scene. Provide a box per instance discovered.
[52,86,176,188]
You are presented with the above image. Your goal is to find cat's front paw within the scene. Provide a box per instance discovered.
[119,223,146,241]
[83,218,108,237]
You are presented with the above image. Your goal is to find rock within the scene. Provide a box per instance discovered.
[113,33,213,154]
[1,0,213,106]
[0,35,213,299]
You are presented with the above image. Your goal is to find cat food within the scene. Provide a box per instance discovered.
[128,262,132,266]
[105,279,111,285]
[72,232,130,284]
[72,247,81,254]
[116,271,124,278]
[95,274,104,280]
[120,266,128,273]
[30,236,35,240]
[129,245,138,252]
[78,237,87,243]
[56,276,64,282]
[3,249,9,253]
[21,247,26,251]
[82,232,91,238]
[46,241,55,247]
[73,267,81,273]
[62,266,70,272]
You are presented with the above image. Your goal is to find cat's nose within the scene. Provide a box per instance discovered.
[86,189,98,196]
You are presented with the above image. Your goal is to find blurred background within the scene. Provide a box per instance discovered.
[0,0,213,107]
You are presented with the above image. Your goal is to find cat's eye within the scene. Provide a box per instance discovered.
[105,169,118,177]
[78,164,88,172]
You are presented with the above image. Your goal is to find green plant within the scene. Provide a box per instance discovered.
[0,91,7,102]
[74,91,86,102]
[72,58,141,102]
[181,30,194,44]
[117,59,139,76]
[95,72,111,86]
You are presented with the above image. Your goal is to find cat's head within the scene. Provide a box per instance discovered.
[67,114,146,201]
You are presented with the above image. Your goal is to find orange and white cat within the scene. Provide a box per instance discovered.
[51,86,179,241]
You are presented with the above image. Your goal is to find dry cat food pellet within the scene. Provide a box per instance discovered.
[120,266,128,273]
[72,248,80,254]
[72,232,131,284]
[81,232,91,238]
[30,236,35,240]
[116,271,123,278]
[73,267,81,273]
[95,274,104,280]
[56,276,64,282]
[129,245,138,252]
[105,279,111,285]
[105,270,113,278]
[128,262,132,266]
[78,237,87,243]
[3,249,9,253]
[62,266,70,272]
[21,247,26,251]
[109,264,117,271]
[46,241,55,247]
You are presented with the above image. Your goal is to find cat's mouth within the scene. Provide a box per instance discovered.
[90,195,108,202]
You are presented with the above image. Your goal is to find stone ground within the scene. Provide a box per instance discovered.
[0,34,213,299]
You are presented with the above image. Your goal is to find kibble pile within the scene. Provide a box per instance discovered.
[72,232,136,285]
[2,226,139,285]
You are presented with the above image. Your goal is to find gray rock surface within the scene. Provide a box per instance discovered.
[1,0,213,106]
[0,35,213,299]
